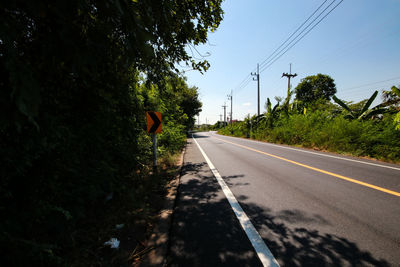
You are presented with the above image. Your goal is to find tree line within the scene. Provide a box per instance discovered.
[219,74,400,162]
[0,0,223,265]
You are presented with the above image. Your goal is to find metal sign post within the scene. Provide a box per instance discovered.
[146,111,162,170]
[152,133,157,168]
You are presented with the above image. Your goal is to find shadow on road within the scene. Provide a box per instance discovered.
[167,161,261,266]
[166,151,389,266]
[190,133,210,139]
[240,202,389,266]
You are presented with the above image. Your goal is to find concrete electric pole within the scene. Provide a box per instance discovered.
[227,90,233,127]
[251,64,260,116]
[222,103,227,126]
[282,63,297,94]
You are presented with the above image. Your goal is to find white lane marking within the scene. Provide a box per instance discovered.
[193,135,280,267]
[215,133,400,171]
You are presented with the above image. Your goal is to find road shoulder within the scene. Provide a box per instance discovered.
[166,137,262,266]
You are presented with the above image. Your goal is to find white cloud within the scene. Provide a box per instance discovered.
[242,102,252,106]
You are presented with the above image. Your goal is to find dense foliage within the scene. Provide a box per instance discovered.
[294,73,337,109]
[219,77,400,163]
[1,0,222,265]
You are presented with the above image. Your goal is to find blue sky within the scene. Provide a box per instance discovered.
[183,0,400,125]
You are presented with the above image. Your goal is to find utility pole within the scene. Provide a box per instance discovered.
[251,63,260,116]
[219,114,223,121]
[222,103,227,126]
[227,90,233,127]
[282,63,297,95]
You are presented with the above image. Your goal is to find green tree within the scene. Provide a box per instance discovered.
[295,74,337,106]
[1,0,223,128]
[180,86,203,130]
[0,0,222,265]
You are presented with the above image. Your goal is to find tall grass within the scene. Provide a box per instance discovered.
[219,111,400,162]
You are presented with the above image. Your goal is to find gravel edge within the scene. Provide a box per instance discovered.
[139,146,186,266]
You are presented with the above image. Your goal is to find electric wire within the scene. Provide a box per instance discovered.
[232,0,342,96]
[259,0,330,69]
[233,68,256,93]
[234,78,252,95]
[260,0,344,73]
[341,76,400,91]
[294,27,400,76]
[230,0,344,110]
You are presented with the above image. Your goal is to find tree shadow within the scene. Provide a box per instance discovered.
[240,203,390,266]
[223,174,250,188]
[167,161,262,266]
[166,159,391,267]
[190,134,210,139]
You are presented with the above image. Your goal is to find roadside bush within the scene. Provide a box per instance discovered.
[219,111,400,163]
[158,122,187,155]
[1,0,223,264]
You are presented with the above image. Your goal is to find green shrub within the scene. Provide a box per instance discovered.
[158,122,187,155]
[220,111,400,163]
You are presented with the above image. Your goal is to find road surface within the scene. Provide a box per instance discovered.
[167,132,400,266]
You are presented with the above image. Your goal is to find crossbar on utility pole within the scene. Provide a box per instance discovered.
[282,63,297,95]
[251,64,260,116]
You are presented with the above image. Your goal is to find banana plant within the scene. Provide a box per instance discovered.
[332,90,387,120]
[393,85,400,97]
[264,97,280,128]
[243,114,252,137]
[390,86,400,130]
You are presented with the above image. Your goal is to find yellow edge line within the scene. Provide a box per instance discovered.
[215,137,400,197]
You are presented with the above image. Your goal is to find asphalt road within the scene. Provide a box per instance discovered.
[168,132,400,266]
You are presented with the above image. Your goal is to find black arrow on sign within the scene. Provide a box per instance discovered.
[149,112,161,133]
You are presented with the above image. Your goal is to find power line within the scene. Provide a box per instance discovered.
[294,28,400,76]
[341,76,400,91]
[260,0,344,73]
[233,68,256,93]
[259,0,330,68]
[260,0,338,71]
[235,74,252,91]
[232,0,343,96]
[236,78,253,93]
[229,0,344,117]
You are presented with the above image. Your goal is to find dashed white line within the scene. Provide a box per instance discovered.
[193,135,280,267]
